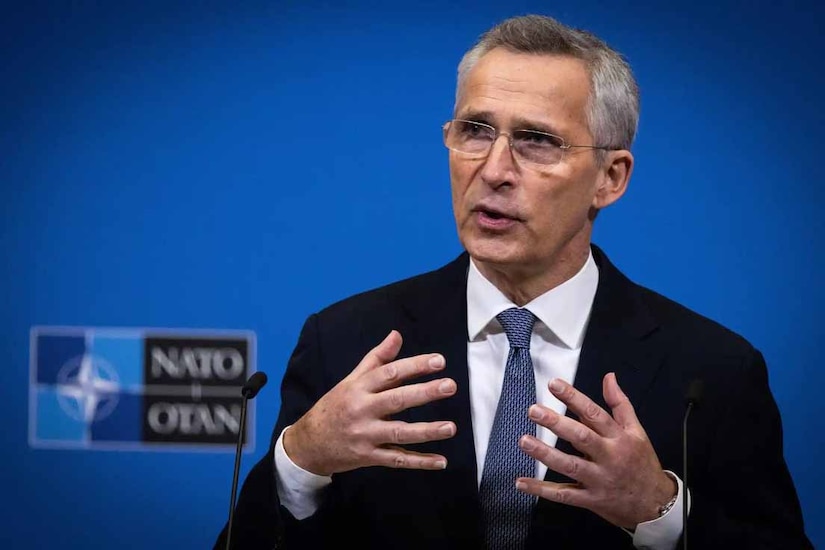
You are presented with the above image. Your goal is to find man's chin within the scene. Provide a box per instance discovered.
[463,239,525,268]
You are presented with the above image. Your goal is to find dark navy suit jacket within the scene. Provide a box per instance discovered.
[215,245,811,549]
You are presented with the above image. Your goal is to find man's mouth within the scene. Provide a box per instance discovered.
[483,210,510,220]
[472,206,523,229]
[474,206,521,221]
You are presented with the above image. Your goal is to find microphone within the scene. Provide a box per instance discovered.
[682,379,703,550]
[242,371,268,399]
[225,371,268,550]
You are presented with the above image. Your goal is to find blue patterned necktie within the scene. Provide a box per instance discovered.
[480,307,537,550]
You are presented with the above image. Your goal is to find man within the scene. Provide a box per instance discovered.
[216,14,811,549]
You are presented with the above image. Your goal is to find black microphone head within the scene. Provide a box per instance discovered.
[685,378,704,406]
[241,371,268,399]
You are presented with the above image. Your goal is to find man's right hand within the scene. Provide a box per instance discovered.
[282,330,458,476]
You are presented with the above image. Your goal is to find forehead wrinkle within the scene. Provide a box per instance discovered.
[460,73,583,114]
[458,83,558,118]
[465,77,568,104]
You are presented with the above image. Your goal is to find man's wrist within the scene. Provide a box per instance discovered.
[632,471,687,548]
[656,471,679,517]
[657,491,678,517]
[642,470,679,523]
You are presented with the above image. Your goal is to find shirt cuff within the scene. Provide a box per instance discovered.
[630,470,690,550]
[273,425,332,520]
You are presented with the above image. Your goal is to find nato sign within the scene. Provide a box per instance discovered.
[29,326,257,451]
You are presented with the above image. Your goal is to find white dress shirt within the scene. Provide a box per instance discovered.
[273,250,687,549]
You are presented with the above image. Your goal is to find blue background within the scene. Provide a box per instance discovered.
[2,1,823,548]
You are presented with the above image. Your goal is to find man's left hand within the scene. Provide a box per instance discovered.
[515,372,677,529]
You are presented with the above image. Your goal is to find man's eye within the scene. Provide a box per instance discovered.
[458,121,492,139]
[516,130,563,147]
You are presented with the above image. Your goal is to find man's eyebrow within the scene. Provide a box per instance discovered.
[455,109,495,124]
[455,110,564,136]
[510,115,563,136]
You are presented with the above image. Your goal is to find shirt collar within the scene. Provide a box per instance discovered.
[466,250,599,350]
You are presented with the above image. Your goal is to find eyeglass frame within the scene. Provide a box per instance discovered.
[441,118,618,168]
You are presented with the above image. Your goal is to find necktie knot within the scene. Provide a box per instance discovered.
[496,308,536,349]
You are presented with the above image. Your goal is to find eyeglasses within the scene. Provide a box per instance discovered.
[442,119,614,167]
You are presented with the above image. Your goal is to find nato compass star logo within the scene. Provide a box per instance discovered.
[55,354,120,423]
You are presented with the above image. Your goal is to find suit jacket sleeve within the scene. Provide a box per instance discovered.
[213,313,331,550]
[687,347,812,549]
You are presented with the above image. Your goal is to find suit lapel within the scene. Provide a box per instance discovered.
[392,253,483,535]
[546,245,665,481]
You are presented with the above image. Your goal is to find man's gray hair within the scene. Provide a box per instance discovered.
[456,14,640,152]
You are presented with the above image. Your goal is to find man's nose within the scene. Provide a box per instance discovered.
[480,134,518,187]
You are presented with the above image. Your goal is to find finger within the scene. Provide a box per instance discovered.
[548,378,619,437]
[528,404,606,459]
[365,352,447,393]
[378,419,457,446]
[369,446,449,470]
[518,435,595,485]
[602,372,640,430]
[350,330,403,376]
[375,377,457,415]
[515,478,592,510]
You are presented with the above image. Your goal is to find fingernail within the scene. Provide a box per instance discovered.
[434,460,447,470]
[549,379,563,392]
[439,423,455,437]
[528,405,543,421]
[520,436,536,451]
[439,379,456,394]
[429,355,444,369]
[515,480,527,491]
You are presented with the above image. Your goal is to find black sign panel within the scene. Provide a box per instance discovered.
[141,395,248,445]
[143,336,249,387]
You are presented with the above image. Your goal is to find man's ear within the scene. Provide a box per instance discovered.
[592,149,633,210]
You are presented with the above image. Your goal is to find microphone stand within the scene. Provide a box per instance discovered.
[682,398,693,549]
[682,379,703,550]
[225,371,267,550]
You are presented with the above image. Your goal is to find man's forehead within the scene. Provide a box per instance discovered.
[455,49,591,129]
[464,48,589,88]
[459,50,588,96]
